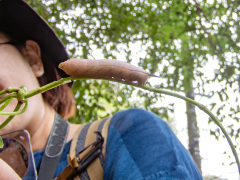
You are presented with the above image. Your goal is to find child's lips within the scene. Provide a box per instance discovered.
[0,94,6,101]
[0,88,7,100]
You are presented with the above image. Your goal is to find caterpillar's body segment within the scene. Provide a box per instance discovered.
[59,59,157,85]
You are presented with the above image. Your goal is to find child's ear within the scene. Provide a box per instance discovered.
[23,40,44,77]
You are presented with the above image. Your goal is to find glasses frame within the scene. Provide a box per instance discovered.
[0,41,24,46]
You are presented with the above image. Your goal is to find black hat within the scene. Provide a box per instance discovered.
[0,0,69,78]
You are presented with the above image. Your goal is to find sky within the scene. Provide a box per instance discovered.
[174,96,239,180]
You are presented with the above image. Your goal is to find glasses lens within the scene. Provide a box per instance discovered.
[0,130,37,179]
[0,138,28,177]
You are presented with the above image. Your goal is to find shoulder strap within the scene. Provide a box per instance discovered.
[38,113,69,180]
[56,116,112,180]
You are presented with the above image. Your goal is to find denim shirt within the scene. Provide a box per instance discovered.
[31,109,202,180]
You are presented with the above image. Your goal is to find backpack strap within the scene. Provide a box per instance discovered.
[55,117,111,180]
[38,113,69,180]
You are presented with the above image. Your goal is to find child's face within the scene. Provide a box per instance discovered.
[0,32,44,134]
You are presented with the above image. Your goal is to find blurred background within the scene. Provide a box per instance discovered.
[27,0,240,179]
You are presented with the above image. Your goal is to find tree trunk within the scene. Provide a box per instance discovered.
[186,86,202,174]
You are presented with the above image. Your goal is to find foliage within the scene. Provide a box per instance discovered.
[27,0,240,162]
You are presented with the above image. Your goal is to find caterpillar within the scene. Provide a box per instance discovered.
[59,59,157,85]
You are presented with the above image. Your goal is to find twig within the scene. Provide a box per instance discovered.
[0,76,239,174]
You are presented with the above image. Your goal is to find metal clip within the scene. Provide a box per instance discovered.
[70,131,104,178]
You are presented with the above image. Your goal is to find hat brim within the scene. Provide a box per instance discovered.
[0,0,69,78]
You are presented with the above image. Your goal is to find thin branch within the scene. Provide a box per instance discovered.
[0,76,239,174]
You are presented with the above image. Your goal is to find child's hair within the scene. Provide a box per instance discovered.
[0,30,76,119]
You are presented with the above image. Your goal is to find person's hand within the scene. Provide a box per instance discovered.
[0,158,21,180]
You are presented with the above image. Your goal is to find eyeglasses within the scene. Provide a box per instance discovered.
[0,130,37,180]
[0,41,23,46]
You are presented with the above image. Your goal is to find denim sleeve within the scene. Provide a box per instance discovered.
[103,108,202,180]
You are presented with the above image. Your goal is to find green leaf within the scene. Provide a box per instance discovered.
[0,136,3,148]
